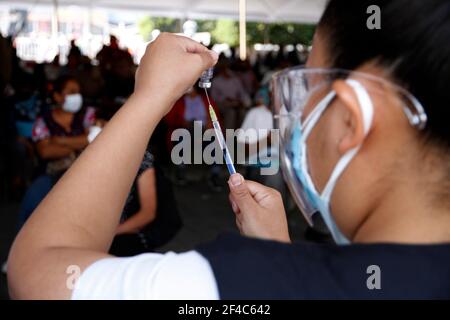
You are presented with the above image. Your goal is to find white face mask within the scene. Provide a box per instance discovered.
[62,93,83,113]
[291,79,374,245]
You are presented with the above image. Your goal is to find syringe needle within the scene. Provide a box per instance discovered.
[204,87,212,106]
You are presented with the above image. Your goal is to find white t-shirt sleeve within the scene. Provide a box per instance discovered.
[72,251,219,300]
[238,107,273,144]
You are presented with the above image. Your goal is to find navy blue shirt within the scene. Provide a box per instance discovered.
[197,233,450,299]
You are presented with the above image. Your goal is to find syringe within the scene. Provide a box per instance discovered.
[199,67,236,175]
[208,103,236,175]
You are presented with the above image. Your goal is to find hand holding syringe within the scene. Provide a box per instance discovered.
[199,68,237,175]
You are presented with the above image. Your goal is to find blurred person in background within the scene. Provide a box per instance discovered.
[17,75,96,228]
[43,55,61,82]
[165,83,223,191]
[237,86,283,193]
[77,56,105,106]
[68,39,82,60]
[97,35,135,99]
[62,50,83,78]
[211,60,250,129]
[10,73,44,195]
[96,35,122,74]
[234,59,258,99]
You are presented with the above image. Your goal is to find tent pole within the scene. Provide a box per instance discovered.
[52,0,60,58]
[239,0,246,60]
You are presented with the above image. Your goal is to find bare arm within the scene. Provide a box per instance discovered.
[8,33,218,300]
[52,135,89,151]
[116,168,157,235]
[36,138,75,160]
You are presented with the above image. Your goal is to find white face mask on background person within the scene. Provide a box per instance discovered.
[62,93,83,113]
[290,79,374,245]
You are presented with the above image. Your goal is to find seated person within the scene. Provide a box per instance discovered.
[89,111,182,257]
[18,76,95,228]
[237,86,279,184]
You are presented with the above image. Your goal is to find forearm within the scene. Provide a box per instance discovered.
[8,93,167,298]
[38,144,74,160]
[22,93,165,248]
[116,209,156,235]
[57,135,88,151]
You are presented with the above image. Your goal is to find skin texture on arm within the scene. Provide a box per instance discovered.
[37,134,89,160]
[116,168,157,235]
[36,138,75,160]
[52,135,89,152]
[7,33,218,300]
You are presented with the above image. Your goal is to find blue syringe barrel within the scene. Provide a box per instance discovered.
[199,68,214,89]
[212,120,236,175]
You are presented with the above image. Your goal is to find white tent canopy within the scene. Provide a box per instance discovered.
[0,0,327,23]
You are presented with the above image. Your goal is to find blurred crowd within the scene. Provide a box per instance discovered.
[0,33,310,261]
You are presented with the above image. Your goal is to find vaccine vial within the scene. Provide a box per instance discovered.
[199,68,214,89]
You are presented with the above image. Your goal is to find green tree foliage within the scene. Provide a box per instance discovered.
[139,17,154,41]
[196,20,216,34]
[138,16,315,45]
[210,19,239,47]
[139,17,180,40]
[247,22,315,45]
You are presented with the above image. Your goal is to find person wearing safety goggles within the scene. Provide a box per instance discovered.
[8,0,450,300]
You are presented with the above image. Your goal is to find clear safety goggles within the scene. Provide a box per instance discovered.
[271,67,428,226]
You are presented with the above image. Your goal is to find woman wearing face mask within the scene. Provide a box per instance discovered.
[7,0,450,300]
[33,75,94,171]
[16,76,95,229]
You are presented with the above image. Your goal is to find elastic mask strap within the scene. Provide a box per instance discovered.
[321,79,374,201]
[303,91,336,140]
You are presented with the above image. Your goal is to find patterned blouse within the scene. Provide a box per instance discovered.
[32,107,96,142]
[32,106,96,175]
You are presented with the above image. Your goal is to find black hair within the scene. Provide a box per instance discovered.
[52,75,78,94]
[318,0,450,150]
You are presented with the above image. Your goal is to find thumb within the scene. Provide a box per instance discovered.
[228,174,257,213]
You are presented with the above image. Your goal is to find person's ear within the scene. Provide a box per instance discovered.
[332,80,366,155]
